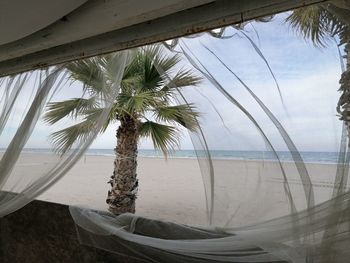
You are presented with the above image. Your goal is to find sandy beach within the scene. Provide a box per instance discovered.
[38,156,208,225]
[31,154,343,226]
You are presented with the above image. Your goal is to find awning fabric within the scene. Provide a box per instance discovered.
[0,0,325,76]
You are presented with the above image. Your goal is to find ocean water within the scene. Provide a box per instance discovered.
[84,149,342,164]
[11,148,344,164]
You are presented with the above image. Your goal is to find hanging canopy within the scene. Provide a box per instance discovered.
[0,0,325,77]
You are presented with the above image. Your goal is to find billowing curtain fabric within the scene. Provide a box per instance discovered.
[0,51,130,217]
[0,2,349,263]
[69,16,350,263]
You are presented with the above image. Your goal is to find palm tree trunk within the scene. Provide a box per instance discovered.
[338,41,350,139]
[106,116,139,214]
[346,42,350,140]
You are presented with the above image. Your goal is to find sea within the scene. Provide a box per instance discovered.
[15,148,347,164]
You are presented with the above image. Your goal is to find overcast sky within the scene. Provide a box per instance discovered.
[4,13,343,152]
[174,14,342,152]
[93,13,342,152]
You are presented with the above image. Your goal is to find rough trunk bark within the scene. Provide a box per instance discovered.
[106,116,138,214]
[338,41,350,140]
[346,42,350,140]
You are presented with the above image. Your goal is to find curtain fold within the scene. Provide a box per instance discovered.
[68,15,350,263]
[1,3,350,263]
[0,51,131,217]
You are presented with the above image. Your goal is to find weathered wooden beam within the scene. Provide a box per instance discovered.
[0,0,213,62]
[0,0,327,76]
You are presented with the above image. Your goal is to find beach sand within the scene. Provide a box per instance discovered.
[34,155,343,226]
[38,156,208,225]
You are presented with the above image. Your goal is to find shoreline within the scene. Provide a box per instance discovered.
[6,149,344,165]
[83,153,342,166]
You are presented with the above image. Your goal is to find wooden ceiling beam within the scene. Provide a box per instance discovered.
[0,0,326,76]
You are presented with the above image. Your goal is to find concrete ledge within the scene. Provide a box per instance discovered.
[0,199,287,263]
[0,200,141,263]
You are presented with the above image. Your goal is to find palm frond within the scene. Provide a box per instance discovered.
[138,121,179,156]
[127,45,182,93]
[104,51,136,84]
[117,91,159,114]
[153,104,200,132]
[50,119,97,154]
[120,52,144,93]
[48,46,201,157]
[142,48,163,91]
[65,57,107,94]
[50,106,119,154]
[44,98,97,124]
[83,107,112,132]
[286,5,348,46]
[161,69,202,95]
[144,45,181,75]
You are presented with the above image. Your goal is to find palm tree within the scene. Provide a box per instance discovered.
[44,46,201,214]
[286,3,350,124]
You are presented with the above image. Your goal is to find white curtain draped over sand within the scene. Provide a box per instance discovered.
[0,51,130,217]
[69,18,350,263]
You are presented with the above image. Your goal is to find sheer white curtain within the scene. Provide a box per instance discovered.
[69,11,350,263]
[0,51,131,217]
[0,2,349,262]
